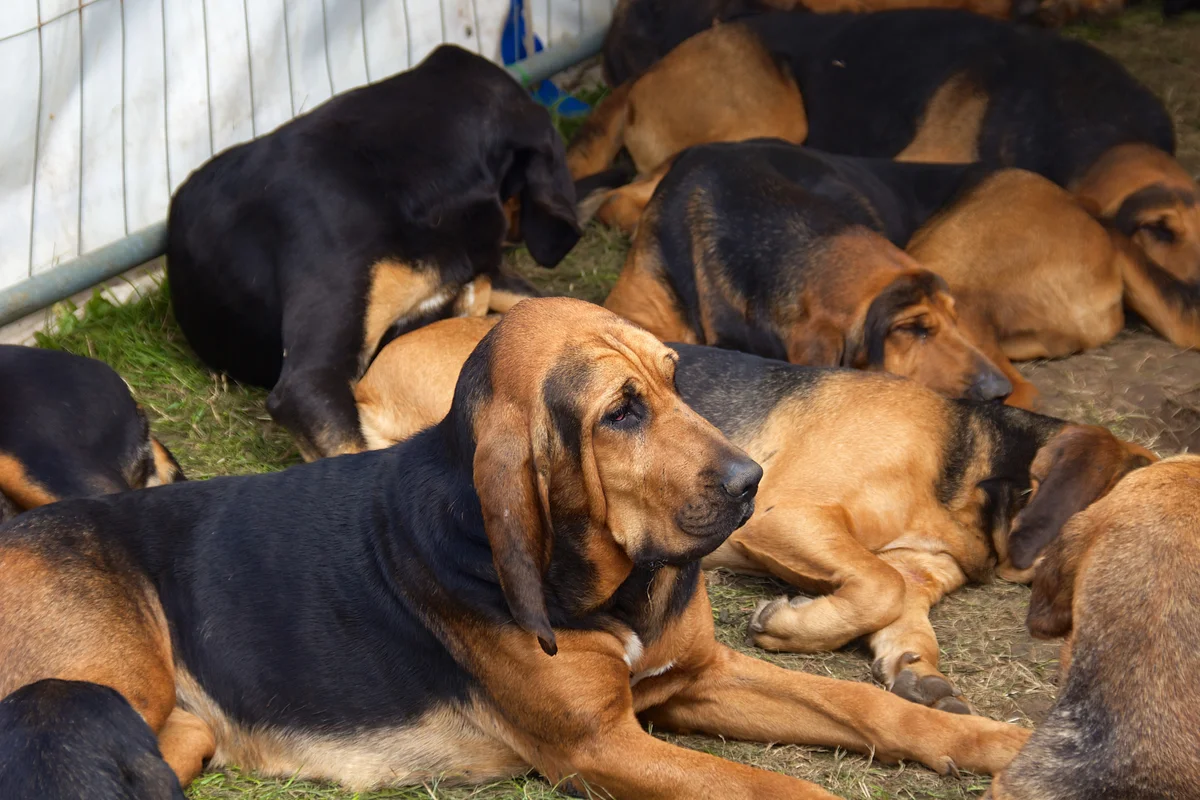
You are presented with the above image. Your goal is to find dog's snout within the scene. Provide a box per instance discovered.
[720,457,763,500]
[967,368,1013,403]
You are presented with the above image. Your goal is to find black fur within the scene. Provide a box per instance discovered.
[167,45,581,458]
[642,139,986,360]
[0,345,182,521]
[742,10,1175,188]
[0,679,185,800]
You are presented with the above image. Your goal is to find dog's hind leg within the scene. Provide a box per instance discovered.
[156,708,215,785]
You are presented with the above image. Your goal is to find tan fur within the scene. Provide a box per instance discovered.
[175,669,526,790]
[896,72,988,163]
[569,24,808,182]
[609,216,1009,402]
[0,542,214,785]
[0,453,58,512]
[990,455,1200,799]
[361,261,492,372]
[357,316,502,448]
[907,169,1127,408]
[1072,144,1200,349]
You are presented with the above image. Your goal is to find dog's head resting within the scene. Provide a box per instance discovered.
[997,424,1156,579]
[451,298,761,655]
[846,268,1012,403]
[1077,144,1200,288]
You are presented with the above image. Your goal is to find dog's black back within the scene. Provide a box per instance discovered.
[745,10,1174,187]
[167,44,579,389]
[0,679,184,800]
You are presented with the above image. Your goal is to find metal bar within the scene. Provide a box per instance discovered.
[0,30,605,328]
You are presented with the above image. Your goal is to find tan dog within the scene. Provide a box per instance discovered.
[988,455,1200,800]
[357,320,1154,713]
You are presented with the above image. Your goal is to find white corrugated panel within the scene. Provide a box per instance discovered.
[0,0,612,292]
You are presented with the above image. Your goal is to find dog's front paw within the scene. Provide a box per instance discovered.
[873,652,972,714]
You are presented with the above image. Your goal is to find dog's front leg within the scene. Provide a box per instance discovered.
[642,643,1029,777]
[470,629,839,800]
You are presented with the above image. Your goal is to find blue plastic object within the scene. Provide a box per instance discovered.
[501,0,591,117]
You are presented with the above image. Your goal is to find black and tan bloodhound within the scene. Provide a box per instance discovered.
[988,455,1200,800]
[167,45,579,462]
[0,298,1030,799]
[601,0,1128,87]
[0,345,183,522]
[356,317,1155,713]
[0,679,186,800]
[570,10,1200,352]
[600,141,1018,403]
[594,139,1130,408]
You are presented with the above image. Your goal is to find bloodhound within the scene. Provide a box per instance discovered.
[570,10,1200,351]
[595,139,1130,408]
[0,345,183,522]
[0,299,1029,799]
[355,318,1155,713]
[0,679,185,800]
[988,455,1200,800]
[601,141,1019,403]
[167,45,579,462]
[601,0,1119,87]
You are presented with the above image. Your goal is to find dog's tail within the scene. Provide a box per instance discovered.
[566,82,633,181]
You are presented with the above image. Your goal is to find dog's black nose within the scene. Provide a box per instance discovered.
[720,457,763,499]
[967,370,1013,403]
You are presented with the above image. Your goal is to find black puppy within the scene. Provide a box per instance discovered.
[0,680,185,800]
[167,45,581,461]
[0,345,183,521]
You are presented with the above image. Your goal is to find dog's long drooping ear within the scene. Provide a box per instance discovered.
[1007,425,1154,571]
[1025,519,1085,640]
[516,127,583,268]
[458,334,558,656]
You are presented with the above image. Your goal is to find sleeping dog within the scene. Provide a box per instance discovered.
[602,141,1017,403]
[167,45,580,461]
[0,345,183,521]
[596,139,1129,408]
[0,299,1028,799]
[989,455,1200,800]
[571,10,1200,353]
[355,316,1154,713]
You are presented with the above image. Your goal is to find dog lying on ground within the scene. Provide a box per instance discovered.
[355,316,1155,712]
[595,139,1130,408]
[987,455,1200,800]
[600,0,1120,86]
[601,141,1016,403]
[0,679,185,800]
[167,45,580,462]
[0,298,1029,798]
[570,10,1200,352]
[0,345,183,522]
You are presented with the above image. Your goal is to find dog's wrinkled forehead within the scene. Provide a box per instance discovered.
[483,298,677,405]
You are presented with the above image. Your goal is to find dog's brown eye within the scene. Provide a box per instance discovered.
[896,321,931,339]
[604,398,642,428]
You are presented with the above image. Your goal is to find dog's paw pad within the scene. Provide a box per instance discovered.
[748,596,789,634]
[933,695,972,715]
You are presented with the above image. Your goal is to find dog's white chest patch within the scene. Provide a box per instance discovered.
[623,632,674,685]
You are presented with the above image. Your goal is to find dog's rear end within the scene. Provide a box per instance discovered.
[990,455,1200,800]
[0,679,185,800]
